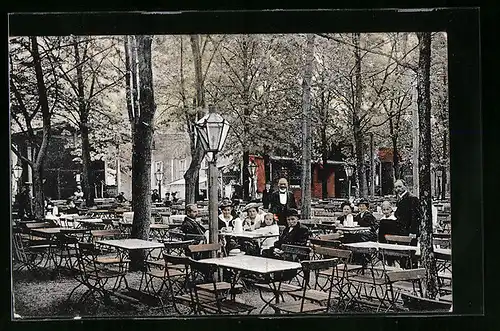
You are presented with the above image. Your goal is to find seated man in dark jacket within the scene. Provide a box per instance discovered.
[262,208,310,259]
[180,204,206,238]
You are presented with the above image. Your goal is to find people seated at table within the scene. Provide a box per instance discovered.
[151,189,161,203]
[64,198,79,215]
[262,208,309,259]
[354,198,378,242]
[171,191,179,204]
[44,196,57,216]
[115,191,127,203]
[241,202,263,231]
[255,213,280,252]
[163,192,172,207]
[337,201,355,226]
[220,197,239,218]
[73,185,84,201]
[218,200,235,230]
[378,201,399,243]
[377,200,399,266]
[180,203,208,244]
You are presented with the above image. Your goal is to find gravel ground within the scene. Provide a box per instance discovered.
[12,267,296,319]
[13,264,441,319]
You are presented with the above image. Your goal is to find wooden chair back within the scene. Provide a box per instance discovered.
[385,235,414,245]
[312,245,352,261]
[188,243,222,260]
[281,244,312,261]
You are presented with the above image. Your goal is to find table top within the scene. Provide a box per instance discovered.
[344,241,419,251]
[96,239,164,250]
[150,224,170,229]
[337,226,371,232]
[344,241,452,257]
[199,255,302,274]
[219,231,279,239]
[76,218,103,223]
[31,227,66,234]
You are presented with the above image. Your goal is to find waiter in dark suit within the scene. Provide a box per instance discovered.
[269,178,298,226]
[394,179,421,240]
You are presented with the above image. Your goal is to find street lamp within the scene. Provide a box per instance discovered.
[194,105,230,252]
[248,160,257,201]
[345,164,354,198]
[13,164,23,194]
[154,168,164,202]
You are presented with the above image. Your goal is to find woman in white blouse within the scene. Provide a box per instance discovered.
[241,202,263,231]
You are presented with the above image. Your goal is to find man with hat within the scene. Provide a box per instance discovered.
[269,178,298,226]
[262,208,309,258]
[354,198,378,242]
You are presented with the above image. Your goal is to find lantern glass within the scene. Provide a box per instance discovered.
[195,105,229,154]
[13,165,23,180]
[155,170,164,182]
[345,165,354,177]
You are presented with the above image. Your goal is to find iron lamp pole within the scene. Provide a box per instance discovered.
[194,105,230,257]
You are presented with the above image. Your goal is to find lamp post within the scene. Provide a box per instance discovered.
[154,169,164,202]
[194,105,230,255]
[13,164,23,194]
[248,160,257,201]
[345,164,354,198]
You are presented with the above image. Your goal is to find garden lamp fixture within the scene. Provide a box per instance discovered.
[195,105,230,162]
[248,160,258,200]
[194,105,229,255]
[154,168,164,201]
[13,164,23,180]
[345,164,354,198]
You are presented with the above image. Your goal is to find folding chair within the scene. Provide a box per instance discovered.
[271,258,339,314]
[280,244,312,287]
[312,245,362,311]
[189,259,256,315]
[141,253,187,313]
[12,227,53,272]
[69,241,129,305]
[187,243,243,297]
[385,235,416,246]
[384,268,426,312]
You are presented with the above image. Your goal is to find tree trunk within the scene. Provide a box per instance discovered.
[352,33,368,197]
[300,34,314,219]
[242,151,250,200]
[392,135,400,179]
[129,35,156,271]
[183,34,206,204]
[320,92,329,199]
[74,36,95,207]
[31,36,51,220]
[416,32,438,299]
[441,130,447,200]
[369,132,375,196]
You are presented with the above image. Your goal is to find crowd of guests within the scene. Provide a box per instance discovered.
[179,177,422,263]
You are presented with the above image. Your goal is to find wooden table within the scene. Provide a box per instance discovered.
[336,226,371,233]
[200,255,302,313]
[343,241,419,251]
[150,224,170,240]
[96,238,164,251]
[200,255,301,274]
[30,227,66,235]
